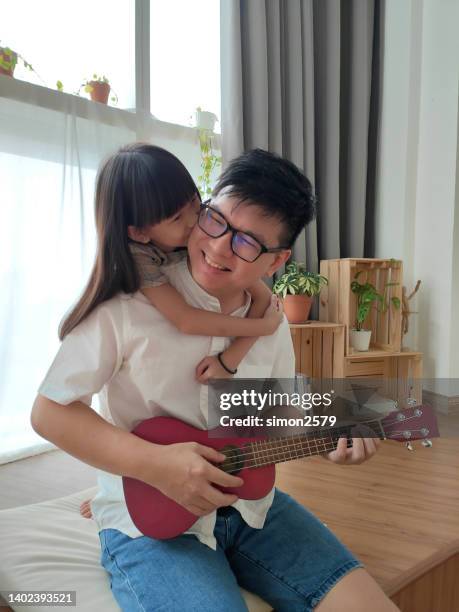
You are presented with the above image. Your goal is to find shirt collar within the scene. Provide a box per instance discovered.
[174,257,251,317]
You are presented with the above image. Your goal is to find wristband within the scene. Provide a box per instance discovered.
[217,352,237,375]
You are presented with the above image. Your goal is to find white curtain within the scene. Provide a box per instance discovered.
[0,86,136,464]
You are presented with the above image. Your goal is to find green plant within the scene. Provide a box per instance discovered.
[0,45,18,74]
[272,262,328,298]
[195,107,221,199]
[197,128,221,199]
[351,271,401,331]
[0,42,45,83]
[65,74,118,104]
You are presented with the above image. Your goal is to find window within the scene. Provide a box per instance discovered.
[2,0,135,109]
[150,0,221,131]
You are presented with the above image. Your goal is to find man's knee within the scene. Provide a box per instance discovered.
[315,568,399,612]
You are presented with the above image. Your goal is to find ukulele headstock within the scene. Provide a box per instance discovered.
[381,404,439,450]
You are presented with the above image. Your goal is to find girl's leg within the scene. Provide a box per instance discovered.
[99,528,249,612]
[227,488,399,612]
[80,500,92,518]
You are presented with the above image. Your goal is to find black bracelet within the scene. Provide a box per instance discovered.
[217,352,237,375]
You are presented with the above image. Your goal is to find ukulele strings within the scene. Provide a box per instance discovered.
[217,410,424,471]
[220,413,425,473]
[222,438,349,474]
[219,420,382,473]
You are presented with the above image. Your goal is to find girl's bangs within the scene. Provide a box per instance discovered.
[129,148,199,228]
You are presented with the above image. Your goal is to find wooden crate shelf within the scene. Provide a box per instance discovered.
[319,258,403,356]
[291,257,421,408]
[290,322,345,379]
[344,350,423,409]
[290,320,423,409]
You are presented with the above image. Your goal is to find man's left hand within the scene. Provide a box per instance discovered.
[325,427,380,465]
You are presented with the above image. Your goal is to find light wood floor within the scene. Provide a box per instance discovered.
[275,435,459,611]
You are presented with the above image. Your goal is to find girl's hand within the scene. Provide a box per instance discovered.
[262,295,284,334]
[196,355,233,384]
[152,442,244,516]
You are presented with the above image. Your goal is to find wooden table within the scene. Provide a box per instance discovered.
[276,437,459,612]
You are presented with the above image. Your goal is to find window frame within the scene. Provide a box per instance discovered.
[0,0,221,147]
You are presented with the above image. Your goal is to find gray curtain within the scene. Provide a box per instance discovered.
[220,0,382,265]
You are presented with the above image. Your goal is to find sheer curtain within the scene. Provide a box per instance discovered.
[0,87,137,464]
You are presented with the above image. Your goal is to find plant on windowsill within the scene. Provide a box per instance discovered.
[67,74,118,105]
[195,108,221,199]
[0,42,44,83]
[350,271,401,351]
[272,261,328,324]
[195,106,218,131]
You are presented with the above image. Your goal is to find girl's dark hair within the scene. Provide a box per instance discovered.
[59,143,198,339]
[213,148,316,247]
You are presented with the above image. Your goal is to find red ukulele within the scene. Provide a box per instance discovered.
[123,405,438,539]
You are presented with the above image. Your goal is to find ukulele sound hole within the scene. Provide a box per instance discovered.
[219,445,245,475]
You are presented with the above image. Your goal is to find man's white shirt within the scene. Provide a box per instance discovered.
[39,257,295,549]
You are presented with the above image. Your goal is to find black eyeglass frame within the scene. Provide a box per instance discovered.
[198,199,290,263]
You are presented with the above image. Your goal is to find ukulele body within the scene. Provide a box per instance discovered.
[122,416,274,539]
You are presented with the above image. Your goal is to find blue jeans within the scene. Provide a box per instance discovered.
[99,489,362,611]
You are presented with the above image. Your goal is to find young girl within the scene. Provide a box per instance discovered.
[56,143,281,517]
[61,143,282,378]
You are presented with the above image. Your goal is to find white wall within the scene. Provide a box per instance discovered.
[375,0,459,379]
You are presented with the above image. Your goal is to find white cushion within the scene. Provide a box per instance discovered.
[0,488,271,611]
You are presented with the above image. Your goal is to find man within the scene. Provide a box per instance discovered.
[33,149,398,611]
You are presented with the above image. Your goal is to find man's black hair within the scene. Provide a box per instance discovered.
[213,148,316,248]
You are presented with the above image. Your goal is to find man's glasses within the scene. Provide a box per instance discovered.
[198,200,289,263]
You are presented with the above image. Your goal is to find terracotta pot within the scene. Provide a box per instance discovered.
[282,295,313,324]
[89,81,110,104]
[0,65,14,77]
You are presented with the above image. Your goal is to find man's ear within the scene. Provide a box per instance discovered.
[266,249,291,278]
[127,226,149,244]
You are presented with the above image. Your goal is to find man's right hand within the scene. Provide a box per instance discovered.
[147,442,244,517]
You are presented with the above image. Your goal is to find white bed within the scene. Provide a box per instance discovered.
[0,487,271,611]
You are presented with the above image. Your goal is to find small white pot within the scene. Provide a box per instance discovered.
[195,109,218,131]
[350,329,372,351]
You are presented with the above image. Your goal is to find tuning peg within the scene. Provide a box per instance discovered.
[422,439,433,448]
[405,441,414,451]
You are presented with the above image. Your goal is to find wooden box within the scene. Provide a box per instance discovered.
[344,350,423,409]
[319,258,403,356]
[290,322,345,379]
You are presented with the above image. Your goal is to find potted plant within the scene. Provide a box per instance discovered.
[350,272,400,351]
[195,106,218,131]
[0,42,43,81]
[272,261,328,324]
[76,74,118,105]
[0,45,18,77]
[197,122,221,199]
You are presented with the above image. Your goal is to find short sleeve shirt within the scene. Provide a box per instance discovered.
[38,257,296,549]
[128,241,186,288]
